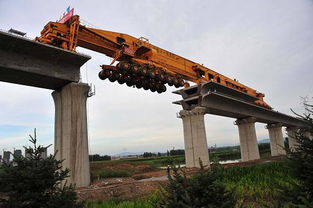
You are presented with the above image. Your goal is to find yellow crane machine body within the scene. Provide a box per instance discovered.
[36,15,271,109]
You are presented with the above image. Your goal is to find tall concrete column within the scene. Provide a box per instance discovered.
[286,127,299,151]
[235,117,260,162]
[179,107,209,168]
[266,123,286,156]
[52,82,90,188]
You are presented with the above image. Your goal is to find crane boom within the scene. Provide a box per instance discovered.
[36,14,271,109]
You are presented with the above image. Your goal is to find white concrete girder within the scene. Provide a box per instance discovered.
[0,31,90,89]
[179,107,209,168]
[173,82,309,128]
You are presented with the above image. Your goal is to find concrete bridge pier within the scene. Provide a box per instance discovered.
[235,117,260,162]
[304,131,313,140]
[179,107,210,168]
[52,82,91,188]
[0,31,93,187]
[286,127,299,151]
[266,123,286,156]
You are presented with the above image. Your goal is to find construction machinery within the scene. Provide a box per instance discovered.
[36,14,271,109]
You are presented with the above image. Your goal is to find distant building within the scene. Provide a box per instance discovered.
[25,148,31,159]
[3,151,11,164]
[40,148,48,159]
[14,149,22,157]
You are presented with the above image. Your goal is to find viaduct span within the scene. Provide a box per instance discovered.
[0,31,91,187]
[174,82,310,167]
[0,31,310,187]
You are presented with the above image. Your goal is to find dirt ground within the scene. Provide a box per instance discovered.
[91,161,157,176]
[77,177,166,201]
[77,156,285,201]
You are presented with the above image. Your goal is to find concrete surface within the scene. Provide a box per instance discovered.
[266,123,286,156]
[235,117,260,161]
[179,107,210,168]
[174,81,258,103]
[286,127,299,151]
[173,82,309,162]
[173,82,309,128]
[52,82,90,188]
[0,31,90,89]
[304,131,313,140]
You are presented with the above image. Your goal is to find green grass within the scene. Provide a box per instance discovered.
[85,200,152,208]
[91,156,184,165]
[218,161,298,207]
[211,150,241,161]
[98,170,130,179]
[141,156,185,168]
[91,156,183,166]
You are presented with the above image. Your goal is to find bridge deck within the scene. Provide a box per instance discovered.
[173,82,308,128]
[0,31,90,89]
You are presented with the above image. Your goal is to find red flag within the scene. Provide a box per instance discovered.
[58,8,74,24]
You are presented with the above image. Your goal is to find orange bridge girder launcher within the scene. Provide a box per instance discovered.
[36,14,271,109]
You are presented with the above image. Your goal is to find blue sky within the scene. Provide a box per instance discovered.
[0,0,312,156]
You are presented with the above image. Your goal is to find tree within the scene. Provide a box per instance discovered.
[0,129,83,208]
[156,161,235,208]
[284,101,313,206]
[143,152,156,158]
[89,154,111,161]
[169,149,185,156]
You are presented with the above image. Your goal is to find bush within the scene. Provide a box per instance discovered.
[0,129,83,208]
[156,161,235,208]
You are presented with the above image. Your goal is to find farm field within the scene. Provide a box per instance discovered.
[85,160,296,208]
[85,144,288,208]
[90,145,271,181]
